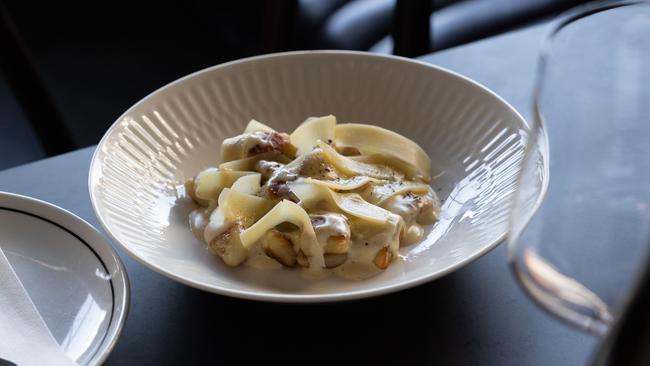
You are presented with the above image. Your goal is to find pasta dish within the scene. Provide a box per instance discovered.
[185,116,439,280]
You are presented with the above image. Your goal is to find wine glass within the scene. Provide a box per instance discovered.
[508,0,650,336]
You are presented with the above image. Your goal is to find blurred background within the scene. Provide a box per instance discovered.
[0,0,590,170]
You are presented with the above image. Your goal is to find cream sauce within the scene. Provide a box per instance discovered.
[245,244,283,270]
[189,209,209,241]
[334,214,403,280]
[381,194,421,225]
[404,224,424,245]
[380,191,438,247]
[254,160,285,180]
[310,212,350,252]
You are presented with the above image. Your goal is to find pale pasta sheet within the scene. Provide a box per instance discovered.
[185,116,440,280]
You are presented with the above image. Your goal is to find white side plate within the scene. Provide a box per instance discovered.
[0,192,129,365]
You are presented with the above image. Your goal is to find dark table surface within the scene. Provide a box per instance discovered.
[0,24,597,365]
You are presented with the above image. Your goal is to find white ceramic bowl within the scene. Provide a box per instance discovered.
[89,51,540,302]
